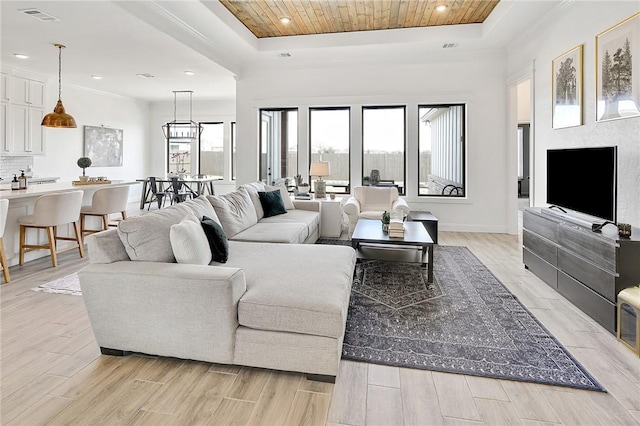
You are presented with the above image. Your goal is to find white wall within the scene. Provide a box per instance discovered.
[236,51,511,233]
[34,83,150,202]
[507,2,640,226]
[517,80,531,124]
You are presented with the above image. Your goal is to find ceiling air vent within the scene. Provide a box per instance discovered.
[442,43,458,49]
[136,73,155,79]
[279,52,291,58]
[19,8,60,22]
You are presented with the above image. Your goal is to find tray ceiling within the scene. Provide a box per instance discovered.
[219,0,501,38]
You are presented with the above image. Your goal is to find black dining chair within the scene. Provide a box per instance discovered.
[148,177,169,210]
[169,177,191,204]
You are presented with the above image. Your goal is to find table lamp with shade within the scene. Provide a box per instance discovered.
[310,161,330,199]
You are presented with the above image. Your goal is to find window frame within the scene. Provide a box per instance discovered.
[417,103,467,198]
[309,106,351,194]
[361,105,407,195]
[231,121,236,180]
[198,121,225,179]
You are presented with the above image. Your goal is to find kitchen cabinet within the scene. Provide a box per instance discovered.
[11,76,45,108]
[1,72,10,102]
[0,71,45,155]
[0,103,8,152]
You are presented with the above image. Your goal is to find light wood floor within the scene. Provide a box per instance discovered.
[2,206,640,425]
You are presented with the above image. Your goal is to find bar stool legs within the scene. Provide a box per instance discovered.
[0,199,10,283]
[81,210,127,236]
[0,237,10,283]
[19,222,84,268]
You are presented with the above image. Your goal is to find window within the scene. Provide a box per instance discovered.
[166,122,198,175]
[309,108,350,193]
[418,104,465,197]
[199,122,224,179]
[362,106,406,194]
[231,121,236,180]
[260,108,298,185]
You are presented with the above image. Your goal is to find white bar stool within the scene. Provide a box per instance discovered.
[80,185,130,236]
[19,190,84,267]
[0,198,10,283]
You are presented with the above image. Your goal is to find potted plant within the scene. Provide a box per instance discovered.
[77,157,92,182]
[381,210,390,232]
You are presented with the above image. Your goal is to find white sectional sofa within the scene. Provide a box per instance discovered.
[79,183,356,380]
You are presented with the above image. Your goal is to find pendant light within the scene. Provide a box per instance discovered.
[41,43,77,128]
[162,90,202,139]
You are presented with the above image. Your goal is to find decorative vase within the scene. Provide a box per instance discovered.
[297,184,310,195]
[79,176,89,183]
[382,223,389,233]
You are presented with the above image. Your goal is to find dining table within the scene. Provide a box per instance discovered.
[137,176,219,209]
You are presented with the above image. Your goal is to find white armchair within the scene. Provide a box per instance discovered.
[344,186,410,236]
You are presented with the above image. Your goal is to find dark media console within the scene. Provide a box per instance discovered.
[522,207,640,333]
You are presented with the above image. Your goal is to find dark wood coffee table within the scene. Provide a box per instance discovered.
[351,219,434,283]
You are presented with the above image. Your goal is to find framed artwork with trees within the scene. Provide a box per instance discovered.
[596,12,640,122]
[552,44,583,129]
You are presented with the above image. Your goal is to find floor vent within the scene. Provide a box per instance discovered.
[19,8,60,22]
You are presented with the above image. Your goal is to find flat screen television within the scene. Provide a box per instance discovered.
[547,146,617,223]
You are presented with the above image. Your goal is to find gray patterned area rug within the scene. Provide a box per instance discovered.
[315,240,605,392]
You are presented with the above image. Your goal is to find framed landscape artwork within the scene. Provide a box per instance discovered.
[552,44,583,129]
[596,12,640,122]
[84,126,123,167]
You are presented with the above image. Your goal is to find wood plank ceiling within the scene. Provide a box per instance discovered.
[219,0,501,38]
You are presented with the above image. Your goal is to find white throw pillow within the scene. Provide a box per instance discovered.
[169,213,212,265]
[265,184,295,210]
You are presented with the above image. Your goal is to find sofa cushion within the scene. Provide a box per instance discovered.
[241,182,267,220]
[186,195,220,224]
[170,213,212,265]
[217,241,356,339]
[265,184,295,210]
[117,203,193,262]
[201,215,229,263]
[258,209,319,241]
[230,222,308,244]
[259,190,287,218]
[207,187,258,238]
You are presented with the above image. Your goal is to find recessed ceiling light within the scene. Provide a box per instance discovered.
[184,71,195,76]
[279,16,291,24]
[14,53,29,59]
[436,4,448,12]
[136,73,154,78]
[91,75,102,80]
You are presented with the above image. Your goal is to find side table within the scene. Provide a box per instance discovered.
[408,211,438,244]
[319,197,343,238]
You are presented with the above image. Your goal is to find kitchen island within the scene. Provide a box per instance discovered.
[0,180,140,267]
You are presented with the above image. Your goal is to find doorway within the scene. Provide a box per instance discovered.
[259,108,298,185]
[516,79,532,214]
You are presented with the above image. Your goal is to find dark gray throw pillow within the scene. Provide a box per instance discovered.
[201,216,229,263]
[258,190,287,217]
